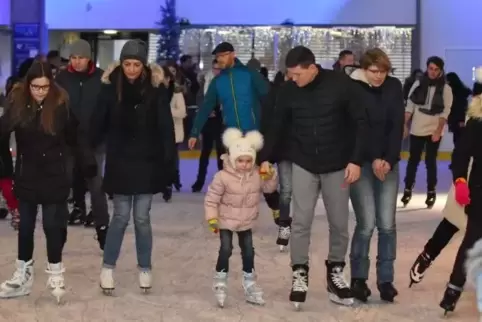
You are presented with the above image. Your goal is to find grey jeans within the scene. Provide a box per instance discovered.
[290,164,350,266]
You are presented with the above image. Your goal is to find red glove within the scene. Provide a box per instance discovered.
[454,178,471,206]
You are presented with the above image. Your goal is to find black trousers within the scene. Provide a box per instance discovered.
[449,200,482,288]
[18,200,69,264]
[451,127,464,147]
[195,118,224,185]
[424,218,460,259]
[404,134,441,191]
[216,229,254,273]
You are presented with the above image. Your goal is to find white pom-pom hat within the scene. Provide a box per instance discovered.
[475,66,482,84]
[222,128,264,166]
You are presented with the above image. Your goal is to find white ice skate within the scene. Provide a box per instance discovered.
[242,270,265,305]
[213,271,227,307]
[46,262,66,304]
[0,259,34,298]
[100,267,115,295]
[139,271,152,293]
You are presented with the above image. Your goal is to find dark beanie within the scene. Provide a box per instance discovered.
[426,56,444,70]
[120,40,148,65]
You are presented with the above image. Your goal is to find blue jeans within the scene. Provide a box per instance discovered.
[278,161,292,222]
[215,229,254,273]
[349,163,399,284]
[103,194,153,271]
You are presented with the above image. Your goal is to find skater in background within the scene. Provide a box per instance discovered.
[56,40,109,249]
[332,49,355,72]
[446,72,471,147]
[0,61,97,302]
[402,56,453,208]
[0,76,20,228]
[205,128,278,307]
[348,49,404,303]
[402,69,423,102]
[191,59,224,193]
[91,40,176,294]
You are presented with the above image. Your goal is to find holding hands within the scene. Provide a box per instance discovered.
[372,159,391,181]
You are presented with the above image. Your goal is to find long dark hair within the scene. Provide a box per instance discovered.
[8,61,67,134]
[446,72,471,97]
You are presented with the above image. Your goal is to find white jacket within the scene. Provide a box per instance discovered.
[171,92,187,143]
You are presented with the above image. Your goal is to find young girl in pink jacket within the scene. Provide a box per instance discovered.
[205,128,278,308]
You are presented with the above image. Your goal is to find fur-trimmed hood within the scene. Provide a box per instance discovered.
[101,61,165,87]
[468,93,482,120]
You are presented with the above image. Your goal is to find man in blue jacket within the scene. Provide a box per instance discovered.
[188,42,281,221]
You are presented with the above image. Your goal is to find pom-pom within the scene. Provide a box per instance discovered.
[475,66,482,84]
[222,128,243,148]
[244,130,264,151]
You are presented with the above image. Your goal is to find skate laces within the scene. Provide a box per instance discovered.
[279,226,291,239]
[292,270,308,292]
[331,267,349,289]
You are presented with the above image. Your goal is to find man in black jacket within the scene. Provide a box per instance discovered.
[56,39,109,250]
[259,46,367,309]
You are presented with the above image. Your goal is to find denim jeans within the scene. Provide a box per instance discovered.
[350,163,399,283]
[215,229,254,273]
[103,194,153,271]
[278,161,292,222]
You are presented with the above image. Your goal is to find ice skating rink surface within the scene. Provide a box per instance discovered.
[0,160,477,321]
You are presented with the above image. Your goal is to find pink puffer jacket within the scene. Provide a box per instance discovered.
[205,154,278,231]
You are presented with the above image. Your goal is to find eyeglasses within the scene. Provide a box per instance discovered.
[30,84,50,92]
[367,69,388,76]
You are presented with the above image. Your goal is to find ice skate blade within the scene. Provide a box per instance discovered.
[215,294,226,308]
[100,286,114,296]
[292,301,302,311]
[140,287,151,294]
[328,294,354,306]
[246,297,265,306]
[51,288,65,304]
[0,289,31,298]
[279,245,285,252]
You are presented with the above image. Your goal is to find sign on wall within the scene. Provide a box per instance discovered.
[11,23,41,75]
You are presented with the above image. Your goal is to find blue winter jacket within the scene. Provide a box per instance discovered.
[190,59,269,137]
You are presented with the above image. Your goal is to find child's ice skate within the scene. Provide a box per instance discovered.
[213,271,227,307]
[139,270,152,293]
[242,270,265,305]
[276,218,292,252]
[100,267,115,295]
[439,283,462,315]
[290,264,309,310]
[46,262,66,304]
[10,209,19,230]
[0,259,34,298]
[409,251,432,287]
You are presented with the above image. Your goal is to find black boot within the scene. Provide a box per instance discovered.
[191,180,204,193]
[409,251,432,287]
[425,191,436,209]
[95,225,108,251]
[351,278,371,303]
[163,187,172,202]
[84,210,94,227]
[326,261,353,306]
[68,207,86,226]
[378,282,398,302]
[401,189,412,207]
[289,264,309,310]
[439,284,462,315]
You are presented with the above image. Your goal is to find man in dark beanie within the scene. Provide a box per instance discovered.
[56,39,109,250]
[402,56,453,208]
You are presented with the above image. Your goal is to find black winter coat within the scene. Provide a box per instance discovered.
[0,96,13,178]
[1,85,97,204]
[90,62,176,195]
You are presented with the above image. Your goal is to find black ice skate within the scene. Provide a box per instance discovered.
[439,283,462,315]
[400,189,412,207]
[0,208,8,219]
[378,282,398,302]
[289,264,309,310]
[425,191,436,209]
[409,251,432,287]
[163,187,172,202]
[83,210,94,227]
[351,278,371,303]
[276,218,292,252]
[191,181,204,193]
[95,225,108,251]
[68,207,85,226]
[326,261,353,306]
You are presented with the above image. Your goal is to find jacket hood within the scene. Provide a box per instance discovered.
[101,61,165,87]
[220,153,257,177]
[349,68,369,84]
[468,94,482,120]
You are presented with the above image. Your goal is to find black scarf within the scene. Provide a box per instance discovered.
[409,74,445,115]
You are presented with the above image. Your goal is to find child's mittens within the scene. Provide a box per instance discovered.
[208,218,219,234]
[259,165,275,180]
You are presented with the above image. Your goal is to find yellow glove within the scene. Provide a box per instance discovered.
[259,165,275,180]
[208,218,219,233]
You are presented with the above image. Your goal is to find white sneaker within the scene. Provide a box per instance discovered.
[46,262,66,303]
[0,259,34,298]
[139,271,152,293]
[100,267,115,295]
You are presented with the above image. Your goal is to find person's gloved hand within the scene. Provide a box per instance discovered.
[208,219,219,234]
[454,178,471,206]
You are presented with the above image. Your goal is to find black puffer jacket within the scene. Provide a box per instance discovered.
[260,67,367,174]
[1,84,96,203]
[90,62,176,195]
